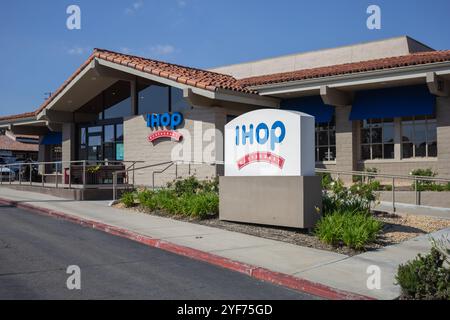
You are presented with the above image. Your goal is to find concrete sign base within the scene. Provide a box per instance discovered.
[219,176,322,229]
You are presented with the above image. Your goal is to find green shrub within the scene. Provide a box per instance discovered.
[410,168,441,191]
[315,210,383,250]
[322,179,379,215]
[168,176,219,196]
[395,245,450,300]
[320,173,333,190]
[178,192,219,218]
[120,192,135,208]
[135,181,219,219]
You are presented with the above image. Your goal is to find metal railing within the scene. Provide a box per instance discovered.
[112,160,224,201]
[316,168,450,212]
[0,160,143,189]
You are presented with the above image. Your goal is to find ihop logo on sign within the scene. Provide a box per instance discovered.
[225,109,315,177]
[235,121,286,151]
[147,112,183,130]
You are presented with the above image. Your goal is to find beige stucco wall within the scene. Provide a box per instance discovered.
[210,37,432,79]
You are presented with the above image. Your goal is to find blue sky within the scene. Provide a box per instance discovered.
[1,0,450,116]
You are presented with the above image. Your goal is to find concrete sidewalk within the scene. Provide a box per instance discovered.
[1,186,448,299]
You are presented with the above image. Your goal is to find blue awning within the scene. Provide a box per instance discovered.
[41,132,62,145]
[350,85,436,120]
[280,96,334,123]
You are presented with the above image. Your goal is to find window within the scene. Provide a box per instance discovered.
[87,126,103,161]
[50,145,62,172]
[171,87,191,112]
[138,81,170,115]
[360,119,394,160]
[78,123,124,162]
[315,117,336,162]
[104,81,132,120]
[402,115,437,158]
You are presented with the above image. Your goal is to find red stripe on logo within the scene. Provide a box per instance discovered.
[148,130,183,142]
[237,152,285,170]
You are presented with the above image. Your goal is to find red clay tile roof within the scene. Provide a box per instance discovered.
[94,49,255,94]
[2,49,450,123]
[0,134,39,152]
[0,111,36,122]
[237,50,450,87]
[31,49,256,118]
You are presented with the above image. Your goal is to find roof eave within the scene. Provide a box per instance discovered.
[248,61,450,96]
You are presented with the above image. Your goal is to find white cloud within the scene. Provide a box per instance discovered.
[120,47,133,54]
[150,44,175,56]
[67,46,90,55]
[177,0,187,8]
[125,1,144,15]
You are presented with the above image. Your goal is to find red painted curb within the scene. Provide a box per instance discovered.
[0,197,375,300]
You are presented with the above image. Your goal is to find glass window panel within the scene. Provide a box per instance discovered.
[328,147,336,161]
[372,144,383,159]
[318,131,328,146]
[104,125,114,143]
[329,130,336,146]
[318,147,329,162]
[116,143,124,161]
[104,81,132,120]
[88,126,102,133]
[415,142,427,157]
[138,83,169,115]
[104,144,114,161]
[89,136,101,146]
[427,121,437,143]
[414,123,426,149]
[362,120,370,129]
[371,127,382,144]
[383,144,395,159]
[361,128,371,144]
[402,123,414,143]
[402,143,414,159]
[88,146,102,161]
[171,87,191,112]
[80,127,87,145]
[428,142,437,157]
[361,145,371,160]
[383,123,395,144]
[116,124,123,142]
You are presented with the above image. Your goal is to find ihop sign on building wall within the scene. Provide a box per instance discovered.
[224,109,315,177]
[147,112,184,142]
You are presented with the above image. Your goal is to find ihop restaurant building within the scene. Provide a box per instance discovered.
[1,36,450,187]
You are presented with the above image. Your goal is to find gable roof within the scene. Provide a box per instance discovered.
[237,50,450,87]
[32,49,256,117]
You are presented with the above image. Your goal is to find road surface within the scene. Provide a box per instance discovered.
[0,203,317,300]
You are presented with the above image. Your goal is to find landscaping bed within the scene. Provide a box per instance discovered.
[115,175,450,256]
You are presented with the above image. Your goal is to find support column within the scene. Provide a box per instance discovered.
[436,96,450,177]
[130,77,138,115]
[62,123,76,169]
[335,106,357,181]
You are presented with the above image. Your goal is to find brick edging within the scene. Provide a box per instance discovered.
[0,197,375,300]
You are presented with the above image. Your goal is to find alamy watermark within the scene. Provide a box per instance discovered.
[66,265,81,290]
[367,5,381,30]
[66,5,81,30]
[366,265,381,290]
